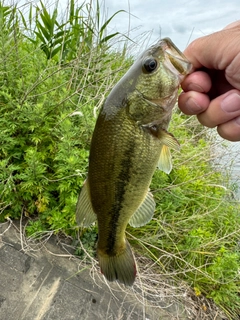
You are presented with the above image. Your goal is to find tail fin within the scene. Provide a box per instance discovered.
[97,240,136,286]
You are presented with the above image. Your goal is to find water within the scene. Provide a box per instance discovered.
[211,129,240,199]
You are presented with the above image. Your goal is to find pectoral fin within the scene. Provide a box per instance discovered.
[157,129,180,174]
[158,129,180,151]
[75,179,96,226]
[128,192,156,227]
[157,145,172,174]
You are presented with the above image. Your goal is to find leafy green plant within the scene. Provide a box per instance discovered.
[21,0,125,63]
[75,226,98,259]
[0,0,127,229]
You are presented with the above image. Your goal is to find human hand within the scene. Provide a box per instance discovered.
[178,21,240,141]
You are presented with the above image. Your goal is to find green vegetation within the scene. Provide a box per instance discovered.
[0,1,239,318]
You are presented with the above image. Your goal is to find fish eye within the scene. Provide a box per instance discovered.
[142,58,158,73]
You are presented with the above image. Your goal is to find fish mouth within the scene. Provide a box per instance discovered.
[166,51,192,80]
[160,38,192,80]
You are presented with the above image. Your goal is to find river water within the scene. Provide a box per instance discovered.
[211,130,240,199]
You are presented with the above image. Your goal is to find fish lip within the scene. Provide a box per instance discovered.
[160,37,184,56]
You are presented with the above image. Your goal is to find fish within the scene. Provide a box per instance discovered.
[76,38,191,286]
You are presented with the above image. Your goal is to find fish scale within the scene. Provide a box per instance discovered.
[91,112,160,251]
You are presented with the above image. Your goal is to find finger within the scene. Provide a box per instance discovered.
[225,52,240,89]
[197,90,240,128]
[217,116,240,141]
[178,91,210,115]
[223,20,240,29]
[181,70,212,93]
[184,25,240,72]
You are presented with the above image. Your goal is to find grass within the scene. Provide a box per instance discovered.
[0,1,239,318]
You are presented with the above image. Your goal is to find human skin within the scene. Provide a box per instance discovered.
[178,21,240,141]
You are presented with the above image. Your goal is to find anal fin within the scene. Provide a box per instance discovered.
[128,191,156,227]
[75,179,96,227]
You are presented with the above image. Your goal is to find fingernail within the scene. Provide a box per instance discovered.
[185,97,202,114]
[187,83,205,92]
[235,116,240,125]
[221,93,240,112]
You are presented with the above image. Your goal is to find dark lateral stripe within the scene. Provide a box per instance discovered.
[106,140,135,254]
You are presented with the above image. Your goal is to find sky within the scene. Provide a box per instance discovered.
[102,0,240,52]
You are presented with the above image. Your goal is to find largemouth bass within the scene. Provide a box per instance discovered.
[76,38,191,286]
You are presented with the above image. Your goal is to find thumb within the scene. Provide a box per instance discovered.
[184,22,240,90]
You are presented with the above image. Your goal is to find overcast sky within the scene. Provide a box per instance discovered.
[103,0,240,52]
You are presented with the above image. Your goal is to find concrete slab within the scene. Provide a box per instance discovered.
[0,220,226,320]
